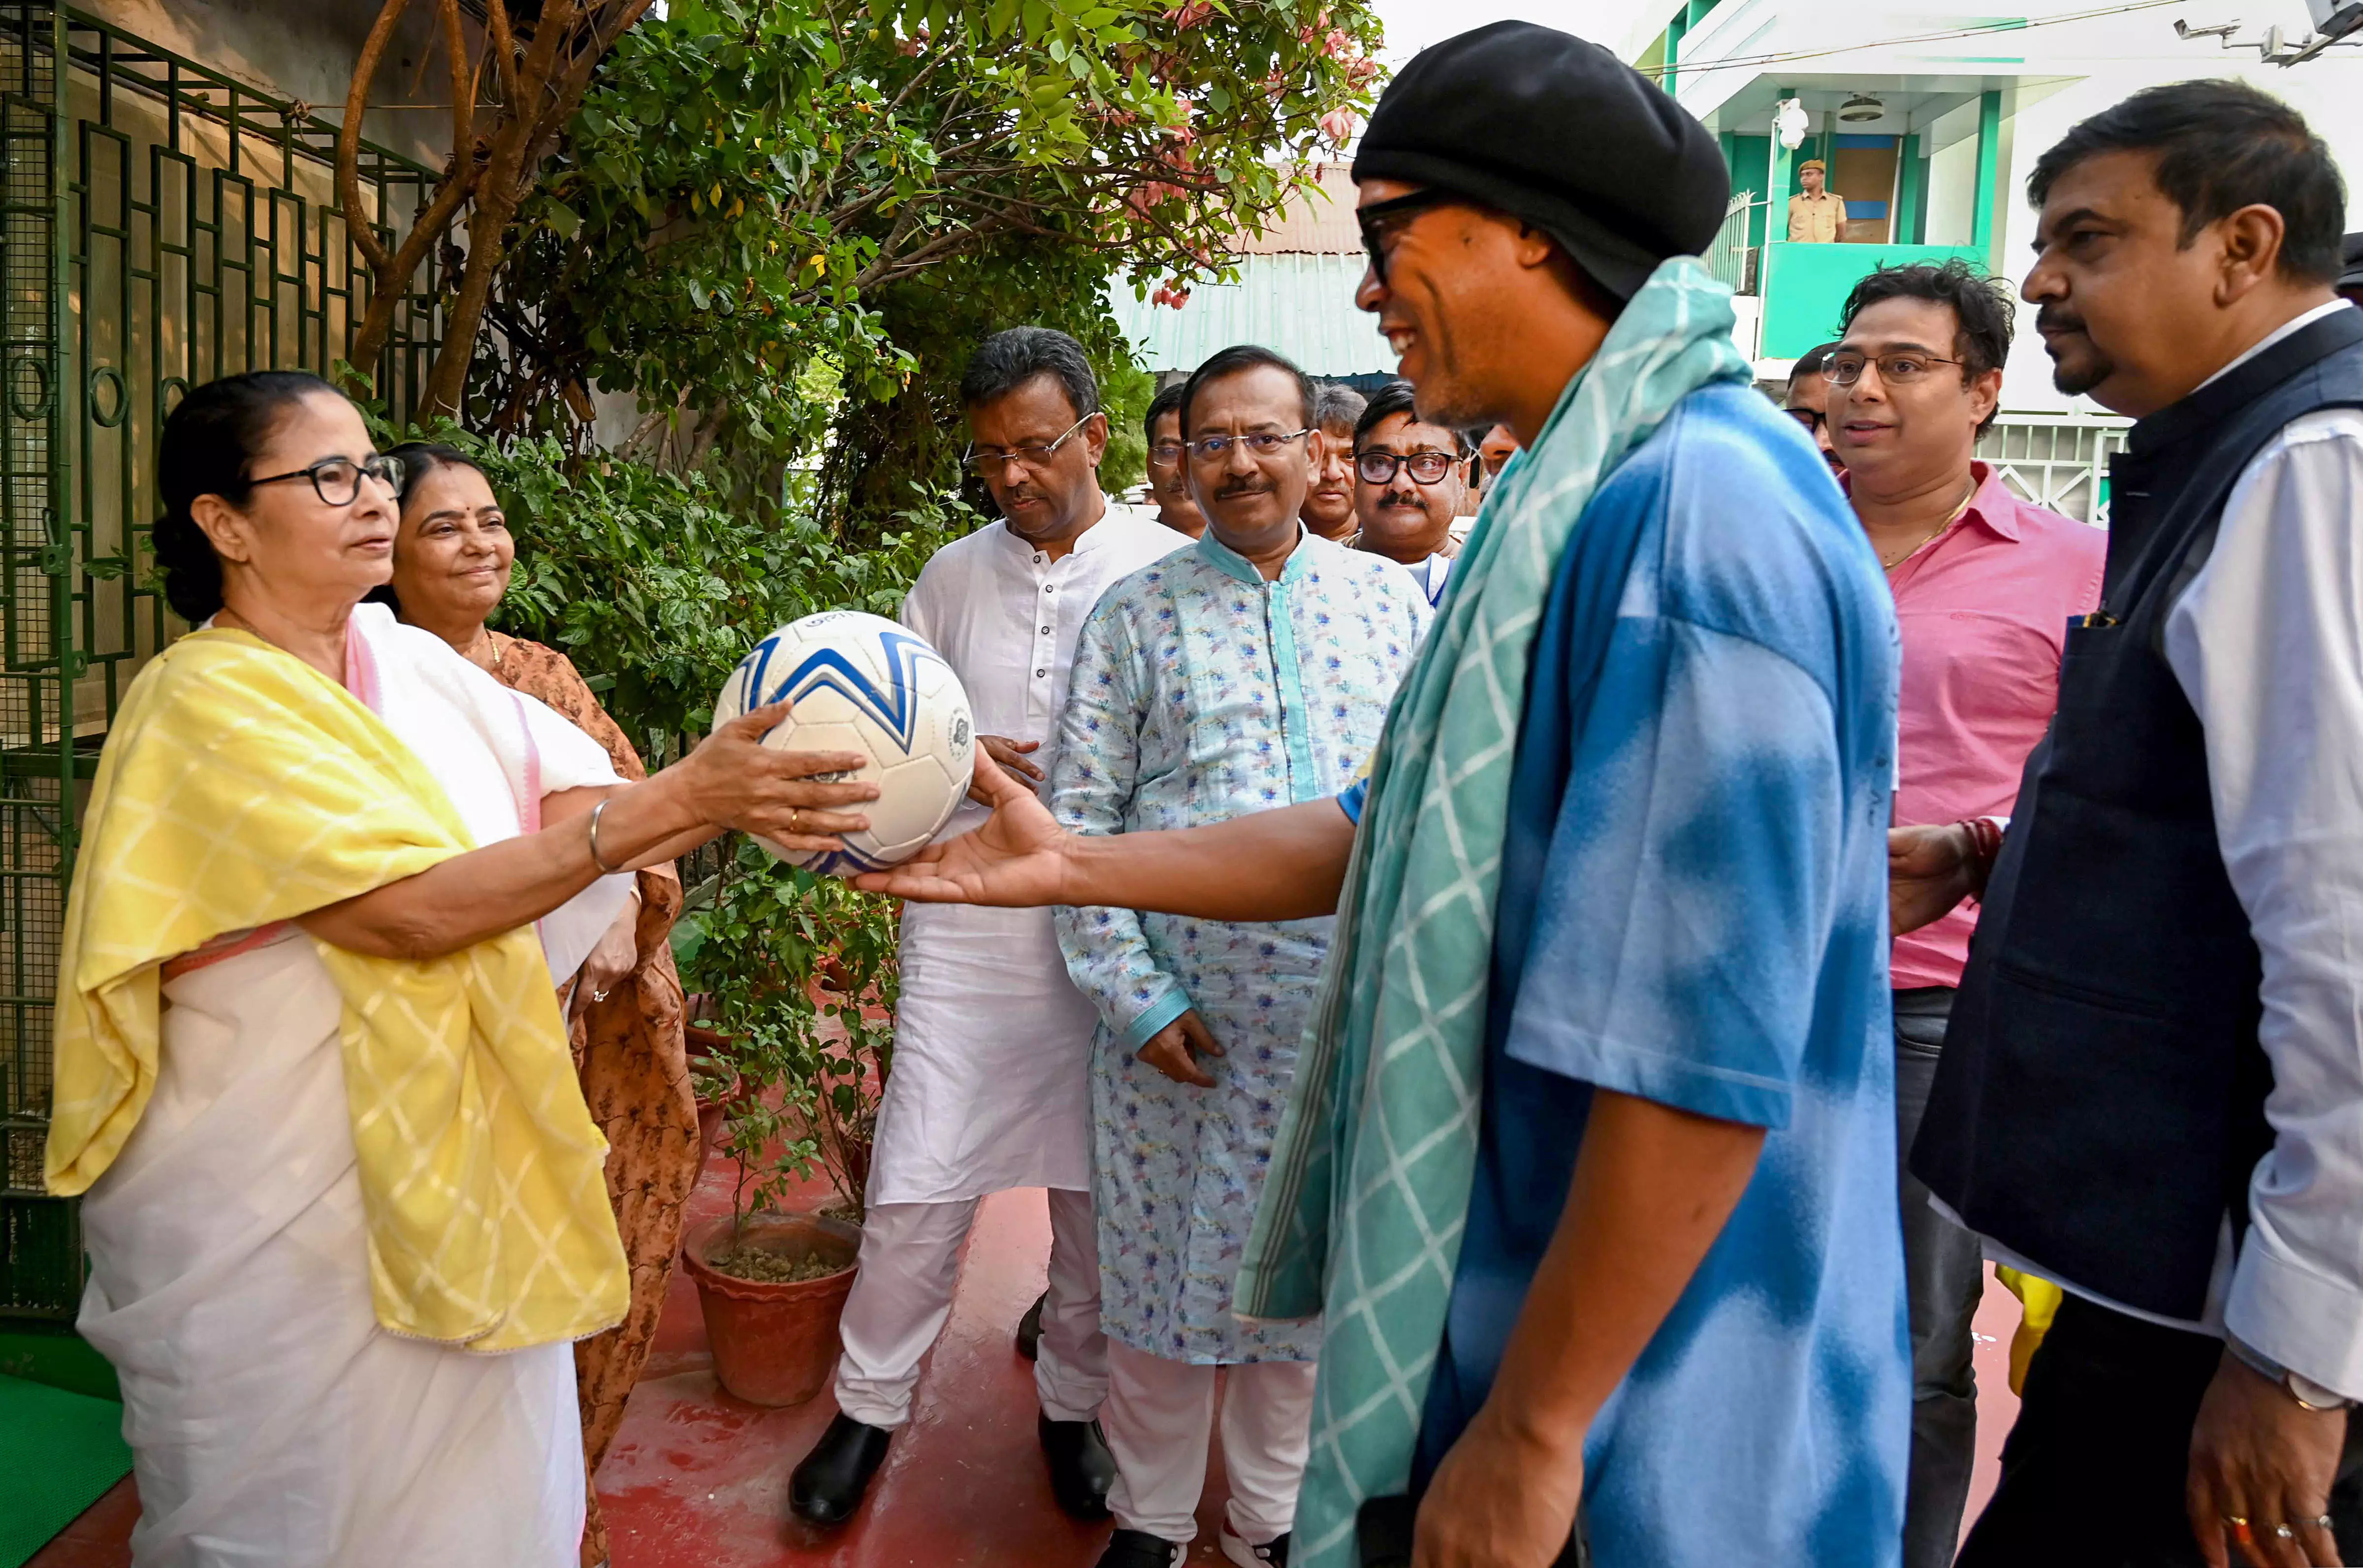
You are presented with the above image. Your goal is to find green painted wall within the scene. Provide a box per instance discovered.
[1759,240,1989,359]
[1728,133,1773,247]
[1896,133,1927,244]
[1972,90,2002,261]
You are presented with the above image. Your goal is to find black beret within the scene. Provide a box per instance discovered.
[1352,21,1730,301]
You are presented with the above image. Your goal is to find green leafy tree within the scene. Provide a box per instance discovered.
[473,0,1381,514]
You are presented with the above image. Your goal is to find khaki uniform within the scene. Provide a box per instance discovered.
[1788,187,1846,243]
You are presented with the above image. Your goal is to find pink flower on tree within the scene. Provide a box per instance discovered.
[1169,0,1214,29]
[1319,106,1355,142]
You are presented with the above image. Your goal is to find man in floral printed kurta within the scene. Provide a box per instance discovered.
[1050,344,1429,1568]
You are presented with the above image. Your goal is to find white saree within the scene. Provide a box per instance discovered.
[75,605,633,1568]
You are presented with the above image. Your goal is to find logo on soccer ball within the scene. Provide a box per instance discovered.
[952,717,970,749]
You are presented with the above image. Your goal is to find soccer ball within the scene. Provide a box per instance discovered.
[711,610,975,876]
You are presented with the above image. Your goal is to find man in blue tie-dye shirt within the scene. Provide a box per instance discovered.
[858,23,1908,1568]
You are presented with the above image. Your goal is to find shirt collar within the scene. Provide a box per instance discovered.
[995,495,1122,559]
[1195,521,1309,586]
[1841,462,2019,544]
[1960,462,2021,542]
[2194,300,2353,393]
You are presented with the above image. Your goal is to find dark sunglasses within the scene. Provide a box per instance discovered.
[1785,407,1826,434]
[1357,190,1460,286]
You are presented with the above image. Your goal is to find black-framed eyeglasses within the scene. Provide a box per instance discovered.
[962,413,1097,477]
[248,453,404,506]
[1826,352,1964,387]
[1147,439,1187,466]
[1186,428,1313,463]
[1785,407,1826,434]
[1355,449,1458,486]
[1357,189,1459,285]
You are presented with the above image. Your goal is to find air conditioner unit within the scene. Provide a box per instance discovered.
[2306,0,2363,38]
[1838,94,1885,123]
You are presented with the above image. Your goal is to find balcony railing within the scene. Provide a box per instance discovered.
[1706,191,1766,296]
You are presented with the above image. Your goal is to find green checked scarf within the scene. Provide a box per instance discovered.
[1234,257,1750,1568]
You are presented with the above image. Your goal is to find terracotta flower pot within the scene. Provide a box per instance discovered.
[685,1024,737,1164]
[681,1211,861,1407]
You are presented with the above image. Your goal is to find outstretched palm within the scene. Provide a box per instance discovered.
[853,751,1074,907]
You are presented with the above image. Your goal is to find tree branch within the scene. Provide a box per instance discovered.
[336,0,413,277]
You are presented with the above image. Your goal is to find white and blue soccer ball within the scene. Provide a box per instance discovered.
[712,610,975,876]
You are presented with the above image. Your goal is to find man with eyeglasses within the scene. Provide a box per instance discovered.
[1142,384,1206,539]
[1048,342,1427,1568]
[1784,341,1845,475]
[788,326,1181,1530]
[1346,379,1463,608]
[1826,258,2102,1568]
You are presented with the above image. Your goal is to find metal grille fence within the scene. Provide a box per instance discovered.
[0,2,440,1320]
[1980,414,2130,527]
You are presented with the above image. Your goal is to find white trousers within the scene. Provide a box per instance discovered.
[833,1188,1107,1429]
[1102,1340,1318,1545]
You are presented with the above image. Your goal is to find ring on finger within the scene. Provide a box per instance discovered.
[2273,1523,2297,1540]
[789,807,803,834]
[2319,1515,2336,1531]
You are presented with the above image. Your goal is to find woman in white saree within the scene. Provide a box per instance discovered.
[45,371,870,1568]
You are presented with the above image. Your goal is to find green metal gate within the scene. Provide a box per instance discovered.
[0,3,441,1320]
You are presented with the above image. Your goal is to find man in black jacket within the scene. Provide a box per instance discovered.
[1893,81,2363,1568]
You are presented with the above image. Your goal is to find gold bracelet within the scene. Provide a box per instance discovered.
[587,798,626,875]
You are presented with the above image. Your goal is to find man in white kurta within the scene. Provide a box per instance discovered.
[790,328,1183,1528]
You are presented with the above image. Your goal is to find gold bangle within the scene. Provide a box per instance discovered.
[587,798,626,875]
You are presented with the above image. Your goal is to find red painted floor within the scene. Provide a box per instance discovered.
[28,1165,2034,1568]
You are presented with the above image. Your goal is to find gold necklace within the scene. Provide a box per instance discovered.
[467,627,503,670]
[1878,480,1977,571]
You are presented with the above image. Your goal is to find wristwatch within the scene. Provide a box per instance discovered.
[2226,1333,2355,1411]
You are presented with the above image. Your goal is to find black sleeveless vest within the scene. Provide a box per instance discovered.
[1913,307,2363,1321]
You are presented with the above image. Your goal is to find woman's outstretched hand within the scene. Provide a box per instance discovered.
[670,700,878,856]
[853,750,1075,908]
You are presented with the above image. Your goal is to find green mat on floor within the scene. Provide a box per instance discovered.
[0,1371,132,1568]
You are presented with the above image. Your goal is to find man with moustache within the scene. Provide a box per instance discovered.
[1825,258,2103,1568]
[787,327,1181,1528]
[855,25,1906,1568]
[1347,378,1464,607]
[1892,81,2363,1567]
[1142,384,1206,539]
[1300,381,1367,542]
[1785,341,1846,475]
[1789,158,1847,244]
[1050,343,1427,1568]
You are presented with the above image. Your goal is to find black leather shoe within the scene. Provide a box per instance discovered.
[1094,1527,1185,1568]
[1039,1412,1117,1520]
[1016,1288,1048,1361]
[789,1412,892,1526]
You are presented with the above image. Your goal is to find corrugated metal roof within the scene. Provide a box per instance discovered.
[1234,163,1362,255]
[1110,253,1394,378]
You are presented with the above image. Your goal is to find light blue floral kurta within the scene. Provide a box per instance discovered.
[1051,528,1428,1363]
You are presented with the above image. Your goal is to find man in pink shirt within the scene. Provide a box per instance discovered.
[1829,258,2106,1568]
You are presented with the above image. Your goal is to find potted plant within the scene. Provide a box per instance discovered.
[672,835,899,1406]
